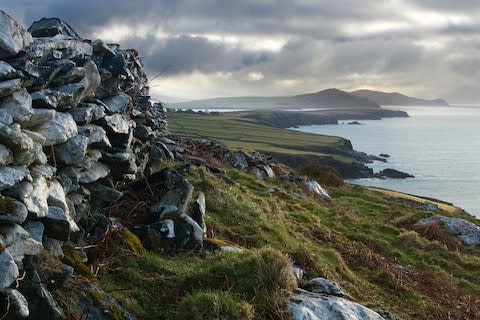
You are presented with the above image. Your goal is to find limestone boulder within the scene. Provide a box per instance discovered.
[0,79,21,98]
[416,216,480,246]
[0,88,33,122]
[19,108,55,128]
[288,288,383,320]
[0,250,19,289]
[307,181,331,201]
[0,224,43,263]
[28,17,82,40]
[149,168,194,213]
[0,10,33,59]
[41,206,79,241]
[54,135,88,165]
[0,288,29,318]
[0,165,29,191]
[0,144,12,166]
[303,277,344,297]
[0,198,28,224]
[36,111,77,146]
[0,61,21,81]
[0,122,34,151]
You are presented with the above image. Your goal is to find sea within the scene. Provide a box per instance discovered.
[292,106,480,218]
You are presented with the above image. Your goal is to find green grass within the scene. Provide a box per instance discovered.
[90,163,480,320]
[168,111,358,164]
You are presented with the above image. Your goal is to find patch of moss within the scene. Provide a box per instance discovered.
[62,243,95,280]
[0,194,17,213]
[122,228,145,256]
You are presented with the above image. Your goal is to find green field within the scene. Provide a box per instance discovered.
[168,111,358,164]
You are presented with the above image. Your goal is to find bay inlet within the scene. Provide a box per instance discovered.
[292,106,480,218]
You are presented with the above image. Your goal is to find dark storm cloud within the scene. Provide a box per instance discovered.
[137,35,273,75]
[3,0,480,102]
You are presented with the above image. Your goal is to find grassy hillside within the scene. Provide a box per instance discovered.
[168,111,358,164]
[89,163,480,319]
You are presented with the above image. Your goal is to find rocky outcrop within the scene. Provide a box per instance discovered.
[376,168,414,179]
[287,276,391,320]
[416,216,480,246]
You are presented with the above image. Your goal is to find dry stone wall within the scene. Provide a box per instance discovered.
[0,11,168,318]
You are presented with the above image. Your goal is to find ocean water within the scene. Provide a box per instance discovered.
[293,106,480,217]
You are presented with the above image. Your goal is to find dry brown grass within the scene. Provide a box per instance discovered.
[298,162,344,187]
[414,220,463,251]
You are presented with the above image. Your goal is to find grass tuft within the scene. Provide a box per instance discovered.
[176,291,254,320]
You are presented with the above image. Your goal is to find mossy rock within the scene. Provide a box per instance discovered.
[62,243,95,280]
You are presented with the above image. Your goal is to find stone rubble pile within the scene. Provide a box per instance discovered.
[0,11,169,318]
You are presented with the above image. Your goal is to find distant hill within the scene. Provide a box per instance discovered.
[168,88,381,110]
[351,89,449,106]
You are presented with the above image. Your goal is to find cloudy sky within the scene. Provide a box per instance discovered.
[5,0,480,103]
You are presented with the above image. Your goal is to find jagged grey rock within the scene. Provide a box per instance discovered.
[21,129,47,145]
[0,250,19,289]
[101,149,137,178]
[4,175,48,218]
[0,165,29,191]
[26,34,92,60]
[288,288,383,320]
[0,109,13,125]
[0,144,12,166]
[149,168,194,213]
[50,66,86,87]
[22,220,44,243]
[30,164,56,179]
[53,61,100,110]
[78,161,110,184]
[191,192,207,236]
[19,108,55,128]
[0,122,34,151]
[303,277,344,297]
[78,124,111,149]
[42,206,79,241]
[0,224,43,263]
[86,183,123,206]
[0,199,28,224]
[36,111,77,146]
[28,17,82,40]
[0,88,33,122]
[0,61,19,81]
[54,135,88,165]
[416,216,480,246]
[103,92,131,113]
[134,123,153,140]
[252,165,275,180]
[307,181,331,201]
[20,268,66,319]
[0,79,22,98]
[13,142,46,166]
[156,205,203,245]
[231,152,249,170]
[0,10,33,59]
[42,237,64,259]
[68,105,94,124]
[47,180,69,214]
[1,288,29,318]
[101,113,134,150]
